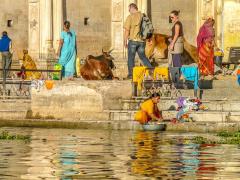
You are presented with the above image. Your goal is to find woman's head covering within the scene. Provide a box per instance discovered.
[197,18,215,51]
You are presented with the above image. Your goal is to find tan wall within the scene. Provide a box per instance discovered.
[0,0,28,60]
[65,0,112,59]
[151,0,198,46]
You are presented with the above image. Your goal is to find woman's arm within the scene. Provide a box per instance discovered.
[170,24,180,50]
[149,113,163,121]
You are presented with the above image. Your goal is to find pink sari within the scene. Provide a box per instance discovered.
[197,21,215,75]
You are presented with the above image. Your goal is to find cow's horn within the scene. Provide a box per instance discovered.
[108,49,114,54]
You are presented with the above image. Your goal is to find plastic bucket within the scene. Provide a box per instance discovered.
[214,56,223,68]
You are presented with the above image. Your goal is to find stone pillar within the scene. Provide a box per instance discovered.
[44,0,54,53]
[215,0,224,48]
[40,0,54,63]
[111,0,124,55]
[137,0,148,14]
[53,0,63,53]
[28,0,40,60]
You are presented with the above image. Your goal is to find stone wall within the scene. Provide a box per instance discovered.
[151,0,198,46]
[31,80,132,120]
[0,0,28,61]
[65,0,112,59]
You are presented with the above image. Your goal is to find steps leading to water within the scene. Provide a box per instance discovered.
[121,99,240,112]
[0,99,31,119]
[104,109,240,123]
[106,78,240,122]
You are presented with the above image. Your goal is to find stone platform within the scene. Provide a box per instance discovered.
[0,78,239,132]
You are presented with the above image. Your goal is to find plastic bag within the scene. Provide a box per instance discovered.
[53,64,62,80]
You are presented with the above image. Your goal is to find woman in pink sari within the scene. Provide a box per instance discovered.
[197,18,215,79]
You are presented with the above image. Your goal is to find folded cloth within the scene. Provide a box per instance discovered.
[153,67,169,80]
[181,66,199,90]
[177,97,185,107]
[133,66,150,90]
[169,67,181,83]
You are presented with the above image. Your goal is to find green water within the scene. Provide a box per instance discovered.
[0,127,240,179]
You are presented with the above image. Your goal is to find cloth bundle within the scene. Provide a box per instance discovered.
[176,97,204,122]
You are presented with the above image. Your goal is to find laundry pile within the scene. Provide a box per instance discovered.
[173,97,207,123]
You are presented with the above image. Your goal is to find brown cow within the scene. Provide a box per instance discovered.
[145,33,198,65]
[80,49,116,80]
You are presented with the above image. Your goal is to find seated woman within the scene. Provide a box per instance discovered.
[18,50,41,80]
[135,93,163,124]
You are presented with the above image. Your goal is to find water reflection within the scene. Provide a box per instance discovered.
[0,128,240,179]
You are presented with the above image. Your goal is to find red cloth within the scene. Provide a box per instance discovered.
[198,42,214,76]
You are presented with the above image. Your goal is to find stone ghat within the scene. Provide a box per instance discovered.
[0,78,239,132]
[1,119,240,133]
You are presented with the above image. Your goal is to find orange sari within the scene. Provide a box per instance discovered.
[134,99,161,124]
[198,42,214,76]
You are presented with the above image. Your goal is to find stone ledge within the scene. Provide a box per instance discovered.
[105,109,239,122]
[1,119,240,132]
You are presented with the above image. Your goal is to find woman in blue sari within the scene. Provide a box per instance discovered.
[57,21,77,80]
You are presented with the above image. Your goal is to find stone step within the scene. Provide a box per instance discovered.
[105,109,239,123]
[0,100,31,111]
[228,112,240,122]
[121,99,240,112]
[0,110,27,120]
[0,100,31,118]
[130,87,239,101]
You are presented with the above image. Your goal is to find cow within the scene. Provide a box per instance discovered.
[80,49,116,80]
[145,33,198,65]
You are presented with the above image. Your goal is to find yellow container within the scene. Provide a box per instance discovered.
[76,57,81,77]
[214,50,224,57]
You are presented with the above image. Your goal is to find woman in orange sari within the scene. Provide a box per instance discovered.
[134,93,163,124]
[197,18,215,79]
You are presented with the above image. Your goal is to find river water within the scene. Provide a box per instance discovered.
[0,127,240,180]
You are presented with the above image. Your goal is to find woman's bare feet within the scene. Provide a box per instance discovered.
[68,77,74,81]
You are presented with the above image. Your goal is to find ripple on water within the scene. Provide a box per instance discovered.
[0,128,240,179]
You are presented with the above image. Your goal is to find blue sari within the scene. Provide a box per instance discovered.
[58,30,76,77]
